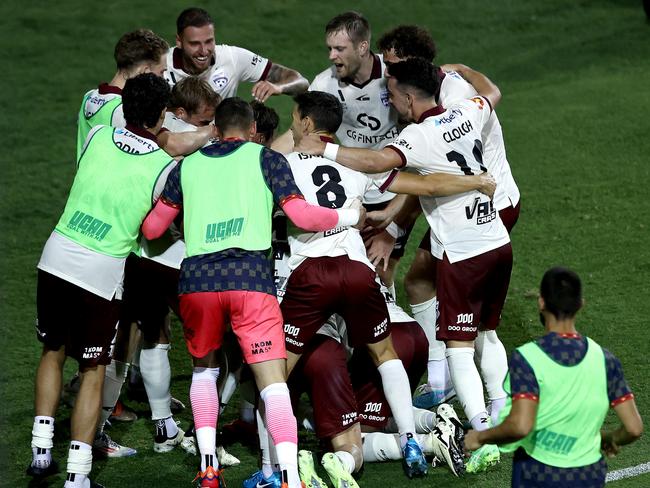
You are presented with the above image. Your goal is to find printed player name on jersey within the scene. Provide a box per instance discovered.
[443,120,474,143]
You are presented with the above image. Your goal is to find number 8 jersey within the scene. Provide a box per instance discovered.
[285,151,376,271]
[385,96,510,263]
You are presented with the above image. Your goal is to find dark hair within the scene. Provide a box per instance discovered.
[325,11,370,45]
[169,76,221,115]
[250,101,279,143]
[213,97,254,133]
[294,91,343,134]
[387,58,441,98]
[122,73,170,128]
[177,7,213,34]
[114,29,169,71]
[540,267,583,319]
[378,25,437,62]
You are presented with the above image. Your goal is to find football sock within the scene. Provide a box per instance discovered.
[470,412,492,432]
[411,298,449,386]
[240,399,255,424]
[260,383,299,488]
[190,367,220,471]
[446,347,488,424]
[64,441,92,488]
[474,330,508,423]
[335,450,356,474]
[361,432,402,462]
[155,416,179,440]
[377,359,416,445]
[99,360,129,431]
[140,344,173,421]
[256,408,277,478]
[387,282,397,301]
[219,372,238,413]
[413,407,437,433]
[31,416,54,468]
[426,358,452,391]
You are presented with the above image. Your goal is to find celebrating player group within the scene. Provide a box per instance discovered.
[27,7,642,488]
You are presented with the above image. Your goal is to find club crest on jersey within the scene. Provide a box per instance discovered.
[471,97,486,109]
[380,89,390,106]
[211,70,229,90]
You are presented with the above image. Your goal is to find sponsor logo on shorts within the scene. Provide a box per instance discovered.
[205,217,244,243]
[373,318,388,337]
[363,402,383,413]
[283,324,300,337]
[456,313,474,325]
[67,211,112,241]
[82,346,104,359]
[250,340,273,355]
[447,325,477,333]
[465,197,497,225]
[359,411,386,423]
[341,411,357,427]
[285,336,304,348]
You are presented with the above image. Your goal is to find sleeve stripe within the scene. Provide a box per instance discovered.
[611,392,635,408]
[260,61,273,81]
[512,393,539,402]
[378,169,400,193]
[385,145,407,168]
[279,193,304,207]
[160,196,182,209]
[482,95,493,113]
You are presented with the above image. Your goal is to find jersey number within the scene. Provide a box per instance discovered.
[446,139,487,175]
[312,165,347,208]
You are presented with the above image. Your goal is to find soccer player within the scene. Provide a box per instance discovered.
[250,100,280,147]
[464,267,644,488]
[300,58,512,472]
[309,11,407,297]
[77,29,214,161]
[141,97,364,488]
[164,75,221,132]
[164,7,308,102]
[377,25,520,415]
[28,73,176,488]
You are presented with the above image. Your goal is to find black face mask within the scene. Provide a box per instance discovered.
[539,312,546,327]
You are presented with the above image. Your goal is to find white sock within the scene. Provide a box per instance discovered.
[140,344,172,421]
[31,416,54,468]
[191,367,220,471]
[361,432,402,462]
[64,441,92,488]
[410,298,447,365]
[387,282,397,301]
[335,450,356,474]
[219,372,239,413]
[413,407,437,433]
[377,359,416,444]
[470,412,492,431]
[99,360,129,430]
[155,416,179,439]
[474,330,508,423]
[240,399,255,424]
[446,347,488,423]
[257,408,276,478]
[426,358,452,391]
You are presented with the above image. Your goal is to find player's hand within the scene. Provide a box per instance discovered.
[365,209,391,229]
[251,80,282,102]
[440,63,468,74]
[364,230,395,271]
[477,172,496,199]
[601,431,621,458]
[296,133,327,156]
[463,429,483,453]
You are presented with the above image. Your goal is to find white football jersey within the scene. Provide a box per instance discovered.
[80,87,126,127]
[285,151,374,271]
[163,45,269,99]
[439,71,520,210]
[386,97,510,263]
[310,54,398,204]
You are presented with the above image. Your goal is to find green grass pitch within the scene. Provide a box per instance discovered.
[1,0,649,486]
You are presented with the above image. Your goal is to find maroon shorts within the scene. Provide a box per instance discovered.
[436,244,513,342]
[179,290,286,363]
[364,201,416,259]
[288,335,358,439]
[121,254,180,343]
[36,270,120,368]
[350,322,428,429]
[499,202,521,234]
[281,256,390,353]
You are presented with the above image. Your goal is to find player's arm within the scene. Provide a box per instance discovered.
[270,129,295,154]
[382,170,497,198]
[440,64,501,110]
[157,125,217,157]
[252,63,309,102]
[142,199,180,239]
[601,399,643,457]
[297,134,402,173]
[465,398,538,451]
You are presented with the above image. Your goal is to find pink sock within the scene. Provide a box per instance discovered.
[190,367,220,467]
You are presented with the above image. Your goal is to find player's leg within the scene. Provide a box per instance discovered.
[179,291,225,486]
[323,424,363,488]
[475,243,513,425]
[232,290,300,488]
[405,232,454,408]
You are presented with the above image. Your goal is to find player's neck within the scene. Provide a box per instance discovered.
[110,71,128,90]
[352,53,374,85]
[544,316,578,335]
[220,129,249,141]
[311,130,335,143]
[411,99,439,123]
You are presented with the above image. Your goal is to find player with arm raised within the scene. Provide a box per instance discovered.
[377,25,520,414]
[164,7,308,102]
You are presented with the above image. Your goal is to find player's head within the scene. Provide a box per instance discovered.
[378,25,437,75]
[169,76,221,127]
[386,58,440,122]
[539,267,583,324]
[250,101,280,147]
[213,97,256,139]
[176,7,215,75]
[291,91,343,145]
[325,11,371,80]
[114,29,169,78]
[122,73,170,133]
